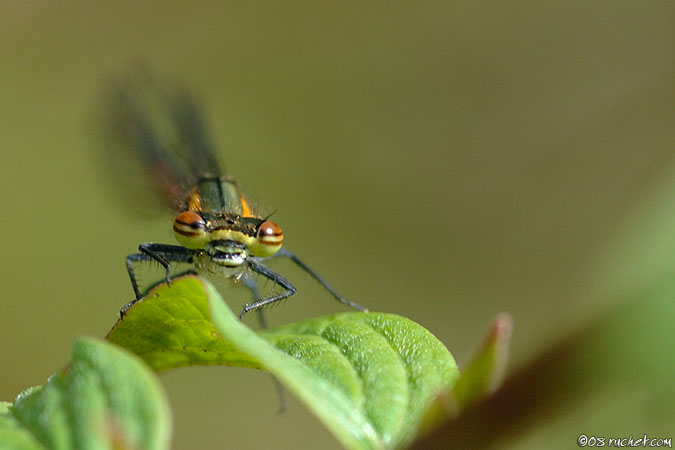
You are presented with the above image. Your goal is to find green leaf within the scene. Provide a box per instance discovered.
[412,313,513,439]
[3,338,171,450]
[107,276,459,449]
[408,279,674,449]
[106,277,258,371]
[453,312,513,409]
[0,402,45,450]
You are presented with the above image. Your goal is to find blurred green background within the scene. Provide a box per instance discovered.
[1,2,673,449]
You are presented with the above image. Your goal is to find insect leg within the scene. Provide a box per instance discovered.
[273,248,368,312]
[139,243,195,284]
[241,276,269,329]
[123,243,196,318]
[126,253,147,300]
[239,260,297,319]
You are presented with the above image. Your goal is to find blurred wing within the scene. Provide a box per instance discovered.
[169,83,222,179]
[96,66,223,214]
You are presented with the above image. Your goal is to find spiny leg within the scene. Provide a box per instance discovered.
[140,269,199,294]
[138,243,196,284]
[273,248,368,312]
[239,260,297,320]
[126,253,147,300]
[123,243,196,318]
[241,276,268,329]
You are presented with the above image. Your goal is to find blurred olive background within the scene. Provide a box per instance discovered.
[1,2,673,449]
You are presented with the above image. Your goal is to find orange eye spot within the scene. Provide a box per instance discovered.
[174,211,206,237]
[257,220,283,245]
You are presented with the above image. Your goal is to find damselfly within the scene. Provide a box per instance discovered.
[100,69,367,320]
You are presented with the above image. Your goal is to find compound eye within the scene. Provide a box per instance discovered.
[256,220,284,247]
[174,211,206,240]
